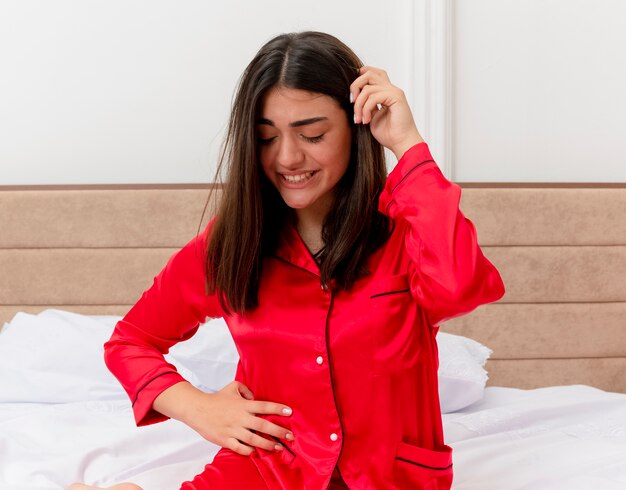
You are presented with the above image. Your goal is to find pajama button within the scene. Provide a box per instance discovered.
[330,433,338,442]
[316,356,324,365]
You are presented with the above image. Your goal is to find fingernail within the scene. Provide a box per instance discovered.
[349,92,354,103]
[353,113,357,124]
[282,407,292,416]
[274,444,283,451]
[286,432,294,441]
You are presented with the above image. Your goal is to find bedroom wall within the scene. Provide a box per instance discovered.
[0,0,417,185]
[1,0,625,184]
[452,0,626,182]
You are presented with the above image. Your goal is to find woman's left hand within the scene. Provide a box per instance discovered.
[350,66,424,160]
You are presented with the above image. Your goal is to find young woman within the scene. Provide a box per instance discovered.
[69,31,504,490]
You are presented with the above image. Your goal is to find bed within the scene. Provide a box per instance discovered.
[1,183,625,489]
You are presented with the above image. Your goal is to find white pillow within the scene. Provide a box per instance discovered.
[0,310,126,403]
[0,310,490,413]
[437,332,492,413]
[167,317,238,393]
[0,310,239,404]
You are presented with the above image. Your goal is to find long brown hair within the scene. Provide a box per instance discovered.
[207,31,390,314]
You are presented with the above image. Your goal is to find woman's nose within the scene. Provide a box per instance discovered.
[277,137,305,169]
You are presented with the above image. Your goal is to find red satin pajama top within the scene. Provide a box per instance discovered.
[105,142,505,489]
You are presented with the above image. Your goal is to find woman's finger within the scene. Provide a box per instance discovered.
[353,84,397,124]
[361,89,400,124]
[248,415,295,442]
[234,381,255,400]
[233,382,292,419]
[350,70,399,124]
[352,83,381,124]
[350,66,390,102]
[236,428,283,452]
[247,399,293,417]
[226,437,256,456]
[354,66,389,87]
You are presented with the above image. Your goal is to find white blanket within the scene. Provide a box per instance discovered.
[446,385,626,490]
[2,386,626,489]
[1,310,625,489]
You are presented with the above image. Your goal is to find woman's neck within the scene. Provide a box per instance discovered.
[293,202,329,256]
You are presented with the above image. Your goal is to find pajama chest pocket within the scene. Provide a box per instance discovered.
[393,441,453,489]
[370,273,411,302]
[369,273,419,372]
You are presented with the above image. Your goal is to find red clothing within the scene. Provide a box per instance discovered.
[105,143,505,489]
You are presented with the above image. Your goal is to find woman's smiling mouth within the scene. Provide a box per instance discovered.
[280,171,318,184]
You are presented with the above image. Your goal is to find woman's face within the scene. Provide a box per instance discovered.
[257,86,352,219]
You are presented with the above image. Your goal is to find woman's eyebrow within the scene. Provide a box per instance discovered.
[256,116,328,127]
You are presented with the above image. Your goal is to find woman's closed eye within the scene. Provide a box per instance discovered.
[258,136,277,144]
[258,134,325,145]
[302,134,324,143]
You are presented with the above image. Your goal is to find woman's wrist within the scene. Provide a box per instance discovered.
[153,380,207,423]
[391,132,425,161]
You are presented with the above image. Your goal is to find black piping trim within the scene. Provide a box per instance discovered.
[386,159,435,213]
[396,457,453,471]
[370,288,410,299]
[390,159,434,194]
[312,247,326,259]
[132,371,179,407]
[270,435,296,457]
[324,293,346,490]
[269,255,320,278]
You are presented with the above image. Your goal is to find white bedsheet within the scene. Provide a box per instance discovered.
[1,310,625,489]
[1,385,626,489]
[0,400,216,490]
[445,385,626,489]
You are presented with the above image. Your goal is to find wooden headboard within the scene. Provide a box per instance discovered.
[1,184,624,393]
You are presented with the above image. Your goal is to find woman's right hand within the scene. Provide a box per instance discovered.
[152,380,294,456]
